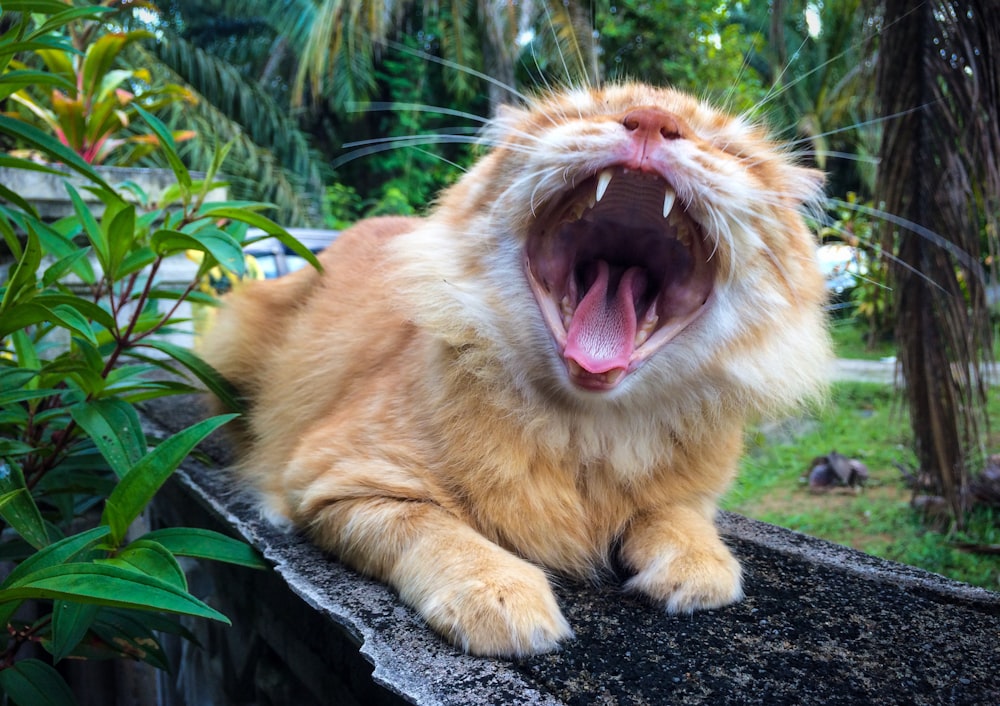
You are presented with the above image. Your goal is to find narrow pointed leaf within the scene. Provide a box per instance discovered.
[49,600,99,663]
[0,526,110,590]
[143,527,267,569]
[0,659,78,706]
[0,116,110,189]
[100,414,237,545]
[141,339,245,414]
[0,562,229,623]
[132,104,190,191]
[205,207,323,272]
[69,399,147,478]
[101,539,187,590]
[0,460,50,549]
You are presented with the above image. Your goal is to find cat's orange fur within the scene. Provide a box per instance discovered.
[201,83,831,657]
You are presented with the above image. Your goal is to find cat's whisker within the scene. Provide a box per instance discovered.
[347,101,493,125]
[331,133,529,170]
[816,206,953,294]
[384,39,533,108]
[827,198,985,278]
[791,150,881,165]
[779,105,931,151]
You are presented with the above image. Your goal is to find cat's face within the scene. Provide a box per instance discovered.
[424,83,828,401]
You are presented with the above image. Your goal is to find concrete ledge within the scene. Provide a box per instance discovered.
[142,395,1000,706]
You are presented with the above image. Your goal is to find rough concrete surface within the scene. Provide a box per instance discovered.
[142,395,1000,706]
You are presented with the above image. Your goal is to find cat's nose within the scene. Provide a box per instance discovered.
[622,108,685,140]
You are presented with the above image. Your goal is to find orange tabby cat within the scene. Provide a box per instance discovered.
[200,83,831,657]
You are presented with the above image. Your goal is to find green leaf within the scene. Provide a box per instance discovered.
[0,460,50,550]
[49,303,98,346]
[0,226,40,312]
[89,609,171,670]
[101,539,186,590]
[49,600,99,663]
[143,527,268,569]
[35,292,116,331]
[204,207,323,272]
[64,182,107,266]
[41,249,92,288]
[151,227,244,277]
[0,70,74,101]
[33,220,95,284]
[0,388,59,407]
[116,245,157,279]
[0,182,39,216]
[0,658,78,706]
[3,0,82,14]
[100,414,237,545]
[0,562,230,624]
[0,440,35,457]
[32,6,113,39]
[0,526,110,590]
[69,399,147,479]
[104,201,135,279]
[0,116,111,190]
[132,105,190,192]
[140,339,245,414]
[0,300,101,343]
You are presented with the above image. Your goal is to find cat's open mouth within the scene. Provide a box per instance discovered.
[525,167,716,391]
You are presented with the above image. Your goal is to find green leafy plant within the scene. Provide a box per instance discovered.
[5,6,196,165]
[0,5,320,703]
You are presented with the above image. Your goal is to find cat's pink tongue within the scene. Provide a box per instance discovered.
[564,261,641,375]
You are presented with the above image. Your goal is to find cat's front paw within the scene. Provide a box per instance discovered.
[398,553,572,657]
[625,543,744,614]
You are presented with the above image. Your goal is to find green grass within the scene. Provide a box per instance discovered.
[725,381,1000,592]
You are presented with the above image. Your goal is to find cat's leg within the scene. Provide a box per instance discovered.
[288,459,573,657]
[620,502,743,613]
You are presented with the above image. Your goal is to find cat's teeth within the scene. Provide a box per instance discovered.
[634,307,659,347]
[676,222,692,247]
[596,169,614,203]
[560,294,574,329]
[604,369,625,386]
[662,185,676,218]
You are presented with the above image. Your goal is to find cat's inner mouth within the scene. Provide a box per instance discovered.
[525,167,716,391]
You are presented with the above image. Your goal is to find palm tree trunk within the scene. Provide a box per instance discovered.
[873,0,998,530]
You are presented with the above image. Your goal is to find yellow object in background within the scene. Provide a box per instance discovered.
[186,250,265,345]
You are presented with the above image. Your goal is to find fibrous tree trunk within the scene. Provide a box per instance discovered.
[873,0,999,529]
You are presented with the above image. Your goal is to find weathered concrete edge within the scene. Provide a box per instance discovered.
[167,458,563,706]
[143,405,999,705]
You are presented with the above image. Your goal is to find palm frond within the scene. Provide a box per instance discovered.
[138,36,324,224]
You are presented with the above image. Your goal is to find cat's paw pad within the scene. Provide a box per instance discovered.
[412,564,573,657]
[625,545,743,614]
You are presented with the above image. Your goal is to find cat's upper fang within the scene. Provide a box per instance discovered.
[596,169,613,203]
[662,185,676,218]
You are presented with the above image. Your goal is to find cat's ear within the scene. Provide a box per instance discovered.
[783,166,826,207]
